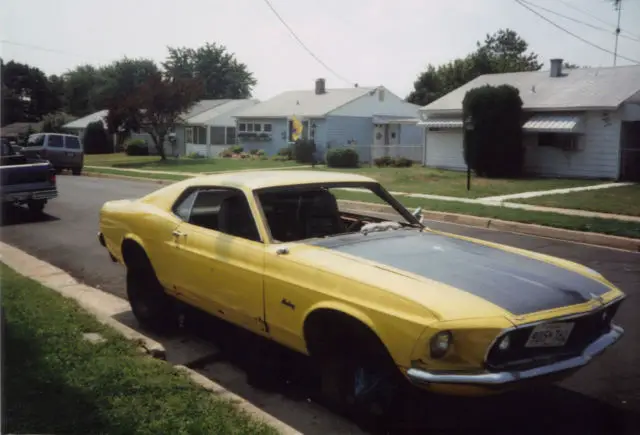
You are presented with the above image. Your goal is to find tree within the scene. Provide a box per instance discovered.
[82,120,111,154]
[563,62,583,69]
[163,42,257,99]
[463,85,524,178]
[108,72,202,159]
[41,112,75,133]
[407,29,541,106]
[1,59,59,124]
[62,65,106,117]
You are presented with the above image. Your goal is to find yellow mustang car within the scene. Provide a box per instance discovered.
[98,170,625,411]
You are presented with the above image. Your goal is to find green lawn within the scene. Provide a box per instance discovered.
[85,153,300,173]
[1,264,277,435]
[319,166,605,198]
[511,184,640,217]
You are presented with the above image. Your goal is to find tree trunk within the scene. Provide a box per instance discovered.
[153,133,166,160]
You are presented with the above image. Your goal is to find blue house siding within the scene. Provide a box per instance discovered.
[399,124,422,145]
[324,115,374,161]
[236,117,288,155]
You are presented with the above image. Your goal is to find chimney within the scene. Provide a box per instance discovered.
[315,78,326,95]
[550,58,563,77]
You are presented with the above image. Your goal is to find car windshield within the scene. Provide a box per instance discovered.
[256,182,422,243]
[25,134,45,147]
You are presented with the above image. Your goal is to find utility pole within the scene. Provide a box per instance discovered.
[613,0,622,66]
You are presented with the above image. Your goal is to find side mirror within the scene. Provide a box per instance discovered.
[412,207,425,225]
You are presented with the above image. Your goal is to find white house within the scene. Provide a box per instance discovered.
[175,99,260,157]
[234,79,423,162]
[63,110,109,139]
[418,59,640,181]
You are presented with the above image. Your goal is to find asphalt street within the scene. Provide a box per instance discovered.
[2,174,640,434]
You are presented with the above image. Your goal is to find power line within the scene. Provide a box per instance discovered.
[513,0,640,65]
[261,0,354,86]
[522,0,640,42]
[0,40,90,58]
[557,0,640,39]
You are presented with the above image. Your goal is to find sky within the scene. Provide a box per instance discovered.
[2,0,640,101]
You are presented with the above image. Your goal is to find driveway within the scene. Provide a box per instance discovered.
[2,174,640,434]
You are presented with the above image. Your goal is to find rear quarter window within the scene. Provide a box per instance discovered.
[47,135,64,148]
[65,136,81,149]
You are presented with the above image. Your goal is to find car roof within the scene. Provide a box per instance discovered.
[185,169,377,190]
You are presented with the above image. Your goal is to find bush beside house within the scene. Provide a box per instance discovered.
[82,121,112,154]
[292,139,316,164]
[373,156,413,168]
[462,84,524,178]
[326,148,359,168]
[124,138,149,156]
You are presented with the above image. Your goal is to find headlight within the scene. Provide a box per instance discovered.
[497,334,511,351]
[430,330,453,358]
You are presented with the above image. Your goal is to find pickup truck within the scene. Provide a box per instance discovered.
[1,139,58,213]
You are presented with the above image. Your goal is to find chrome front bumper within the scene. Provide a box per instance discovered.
[406,325,624,386]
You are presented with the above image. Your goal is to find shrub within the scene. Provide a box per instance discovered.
[230,145,244,154]
[272,155,288,161]
[239,152,251,159]
[259,155,269,160]
[41,112,75,134]
[82,121,112,154]
[219,149,233,158]
[124,138,149,156]
[292,139,316,164]
[187,152,205,159]
[277,146,293,160]
[392,157,413,167]
[373,156,394,167]
[462,84,524,178]
[249,149,260,155]
[326,148,359,168]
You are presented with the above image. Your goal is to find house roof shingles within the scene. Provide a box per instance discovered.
[422,64,640,114]
[235,87,375,118]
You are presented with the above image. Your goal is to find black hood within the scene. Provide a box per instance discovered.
[309,230,611,316]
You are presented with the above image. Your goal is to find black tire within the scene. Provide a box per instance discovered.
[72,167,82,176]
[309,319,405,417]
[27,200,46,214]
[126,259,178,334]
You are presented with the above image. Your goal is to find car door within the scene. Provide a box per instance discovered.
[170,187,267,335]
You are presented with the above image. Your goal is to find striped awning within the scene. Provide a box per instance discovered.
[418,118,463,129]
[522,114,584,133]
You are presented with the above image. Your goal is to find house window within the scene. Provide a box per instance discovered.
[538,133,577,149]
[195,126,208,145]
[226,127,236,145]
[238,123,247,132]
[254,123,262,132]
[210,127,225,145]
[185,127,194,143]
[264,123,272,132]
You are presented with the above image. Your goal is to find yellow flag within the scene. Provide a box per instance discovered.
[291,116,304,141]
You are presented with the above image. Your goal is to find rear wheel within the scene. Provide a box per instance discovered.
[27,200,46,214]
[126,254,178,334]
[72,167,82,176]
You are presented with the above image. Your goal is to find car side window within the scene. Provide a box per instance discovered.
[174,187,261,242]
[26,134,45,147]
[47,135,64,148]
[174,190,198,221]
[65,136,81,149]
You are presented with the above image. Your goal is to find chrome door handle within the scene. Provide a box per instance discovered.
[172,230,186,238]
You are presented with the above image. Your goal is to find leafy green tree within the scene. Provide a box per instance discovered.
[62,65,106,117]
[82,120,111,154]
[41,112,75,133]
[1,59,59,123]
[107,70,202,160]
[163,42,257,99]
[407,29,541,106]
[462,85,524,178]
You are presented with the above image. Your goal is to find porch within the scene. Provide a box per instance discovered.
[184,125,237,158]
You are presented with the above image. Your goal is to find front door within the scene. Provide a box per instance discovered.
[169,187,267,334]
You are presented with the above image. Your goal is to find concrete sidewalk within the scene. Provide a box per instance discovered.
[84,164,314,177]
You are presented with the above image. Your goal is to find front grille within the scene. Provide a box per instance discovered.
[486,299,623,370]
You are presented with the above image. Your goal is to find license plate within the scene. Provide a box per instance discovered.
[66,152,75,157]
[525,322,574,348]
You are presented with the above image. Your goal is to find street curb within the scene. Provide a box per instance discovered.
[81,171,640,252]
[82,170,176,185]
[338,200,640,253]
[0,242,301,435]
[174,365,303,435]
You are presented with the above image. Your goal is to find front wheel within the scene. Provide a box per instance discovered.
[126,264,178,334]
